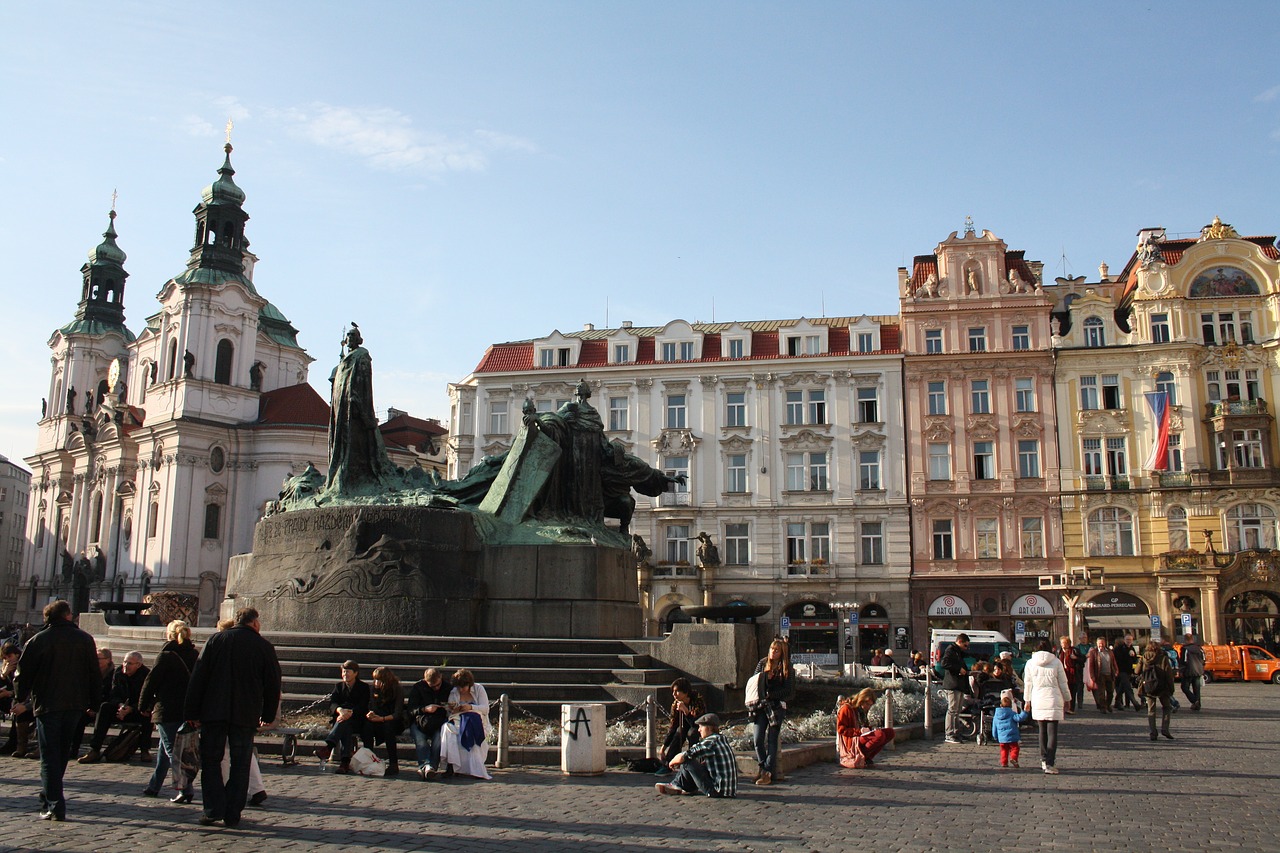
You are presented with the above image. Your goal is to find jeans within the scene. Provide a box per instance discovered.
[1146,693,1172,735]
[325,718,364,761]
[944,689,965,739]
[200,721,255,824]
[672,758,722,796]
[1070,677,1084,712]
[147,720,193,797]
[1181,675,1202,708]
[410,721,444,771]
[1115,673,1137,709]
[35,709,82,818]
[752,712,782,774]
[1036,720,1059,767]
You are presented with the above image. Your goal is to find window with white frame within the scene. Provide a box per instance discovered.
[661,342,677,361]
[785,390,804,425]
[1018,439,1041,478]
[488,400,509,434]
[724,523,749,564]
[786,334,821,356]
[726,338,745,359]
[680,341,696,360]
[786,521,831,566]
[613,343,631,363]
[968,328,987,352]
[539,349,555,368]
[1083,317,1106,347]
[925,329,943,354]
[1088,507,1135,556]
[860,521,883,565]
[975,518,999,559]
[927,381,947,415]
[608,396,628,431]
[726,454,748,493]
[664,456,689,498]
[971,379,990,413]
[1226,503,1277,551]
[1020,517,1044,558]
[666,394,687,429]
[725,391,746,427]
[1233,429,1265,468]
[973,441,995,480]
[665,524,691,563]
[856,332,875,353]
[1167,506,1189,551]
[932,519,954,560]
[1102,375,1121,409]
[1015,377,1035,412]
[808,390,827,424]
[786,523,806,564]
[1207,370,1222,402]
[928,443,951,480]
[1168,434,1183,472]
[1012,325,1030,351]
[857,387,879,423]
[785,451,828,491]
[1080,375,1099,410]
[1106,437,1128,477]
[1151,313,1170,344]
[1082,438,1103,476]
[1155,372,1177,406]
[859,450,881,490]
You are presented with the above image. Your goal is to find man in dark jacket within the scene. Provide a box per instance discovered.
[183,607,281,828]
[12,600,101,821]
[406,667,452,779]
[941,635,970,744]
[1112,634,1139,711]
[78,649,151,763]
[1179,634,1206,711]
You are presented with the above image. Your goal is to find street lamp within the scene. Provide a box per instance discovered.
[828,600,861,677]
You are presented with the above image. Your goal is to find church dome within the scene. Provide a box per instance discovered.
[201,143,247,207]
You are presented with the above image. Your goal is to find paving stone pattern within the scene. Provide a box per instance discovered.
[0,682,1277,852]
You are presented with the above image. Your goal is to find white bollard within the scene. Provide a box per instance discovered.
[495,693,510,769]
[884,688,896,751]
[924,667,933,740]
[561,703,607,776]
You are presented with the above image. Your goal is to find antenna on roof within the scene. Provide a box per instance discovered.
[1059,247,1072,279]
[605,296,609,329]
[711,295,715,323]
[821,291,826,318]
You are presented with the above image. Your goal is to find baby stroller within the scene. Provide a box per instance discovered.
[957,680,1021,745]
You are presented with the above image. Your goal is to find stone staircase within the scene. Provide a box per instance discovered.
[96,626,686,720]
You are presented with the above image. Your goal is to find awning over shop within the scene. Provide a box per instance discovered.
[1084,615,1152,629]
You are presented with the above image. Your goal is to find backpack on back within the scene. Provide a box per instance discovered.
[1141,662,1167,696]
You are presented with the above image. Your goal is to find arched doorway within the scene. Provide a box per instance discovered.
[1224,591,1280,652]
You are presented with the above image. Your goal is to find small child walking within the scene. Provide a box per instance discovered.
[991,693,1030,769]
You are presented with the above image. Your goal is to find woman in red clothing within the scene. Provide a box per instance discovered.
[836,689,895,768]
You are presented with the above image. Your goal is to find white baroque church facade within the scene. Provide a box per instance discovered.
[18,144,331,626]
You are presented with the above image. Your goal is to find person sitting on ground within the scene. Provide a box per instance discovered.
[317,660,369,774]
[79,650,152,764]
[365,666,405,776]
[658,678,705,775]
[440,668,492,780]
[992,693,1030,769]
[655,713,738,798]
[407,667,451,780]
[138,620,199,801]
[836,688,895,767]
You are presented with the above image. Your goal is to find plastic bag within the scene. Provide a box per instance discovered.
[349,746,385,777]
[171,725,201,791]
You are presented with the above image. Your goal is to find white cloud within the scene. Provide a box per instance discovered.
[181,115,217,138]
[213,95,251,122]
[1255,84,1280,103]
[275,102,534,175]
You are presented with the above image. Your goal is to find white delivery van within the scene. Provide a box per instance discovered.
[930,629,1030,676]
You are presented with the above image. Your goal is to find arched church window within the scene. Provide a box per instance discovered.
[147,501,159,539]
[167,340,178,381]
[214,339,234,385]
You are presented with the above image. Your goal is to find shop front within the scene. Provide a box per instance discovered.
[1080,591,1151,645]
[783,601,838,664]
[858,603,890,664]
[927,594,971,632]
[1009,592,1057,652]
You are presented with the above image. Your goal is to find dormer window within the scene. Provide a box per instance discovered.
[856,332,875,353]
[613,343,630,363]
[661,341,696,361]
[786,334,821,356]
[539,347,572,368]
[726,338,745,358]
[1083,317,1106,348]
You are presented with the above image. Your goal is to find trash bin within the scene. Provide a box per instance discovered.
[561,703,606,776]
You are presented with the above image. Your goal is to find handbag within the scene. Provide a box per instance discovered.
[349,746,385,777]
[744,672,762,710]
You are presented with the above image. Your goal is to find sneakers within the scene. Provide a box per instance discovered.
[654,782,683,796]
[1044,765,1059,774]
[1040,760,1048,772]
[944,737,963,745]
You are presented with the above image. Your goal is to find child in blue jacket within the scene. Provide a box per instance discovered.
[992,693,1030,768]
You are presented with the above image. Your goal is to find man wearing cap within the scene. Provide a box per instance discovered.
[655,713,738,798]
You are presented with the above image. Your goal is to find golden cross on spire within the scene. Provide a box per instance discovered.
[225,118,234,145]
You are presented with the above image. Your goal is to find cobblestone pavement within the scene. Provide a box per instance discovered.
[1,682,1277,853]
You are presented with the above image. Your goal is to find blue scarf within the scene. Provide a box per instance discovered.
[459,712,485,750]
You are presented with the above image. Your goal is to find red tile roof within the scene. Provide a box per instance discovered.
[256,383,329,427]
[474,342,534,373]
[701,332,721,360]
[880,325,900,352]
[752,330,777,357]
[577,339,607,367]
[636,337,655,363]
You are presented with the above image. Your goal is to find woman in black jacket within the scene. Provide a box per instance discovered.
[139,620,199,801]
[750,637,795,786]
[364,667,405,775]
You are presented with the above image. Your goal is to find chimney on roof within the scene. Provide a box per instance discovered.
[621,320,633,329]
[387,407,406,419]
[1098,262,1109,281]
[584,323,594,331]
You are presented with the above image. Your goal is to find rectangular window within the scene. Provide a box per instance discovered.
[1219,312,1236,344]
[539,349,555,368]
[663,456,689,504]
[786,522,806,564]
[970,379,990,413]
[968,328,987,352]
[1155,372,1178,406]
[857,387,879,423]
[785,390,804,425]
[808,390,827,425]
[203,504,221,540]
[1202,313,1216,345]
[1106,437,1127,476]
[726,454,748,493]
[661,342,677,361]
[1015,377,1035,412]
[1012,325,1030,351]
[856,332,874,353]
[666,394,687,429]
[1234,429,1264,468]
[558,347,571,366]
[665,524,690,564]
[1082,438,1103,476]
[679,341,696,361]
[1246,369,1260,401]
[534,399,555,413]
[932,519,954,560]
[1021,517,1044,558]
[927,381,947,415]
[786,452,806,491]
[786,336,801,356]
[613,343,630,363]
[1080,375,1098,410]
[725,391,746,427]
[488,401,509,434]
[925,329,943,354]
[1207,370,1221,402]
[724,523,749,565]
[727,338,745,359]
[928,443,951,480]
[1241,311,1255,344]
[1151,313,1170,344]
[805,335,821,355]
[860,522,884,565]
[809,452,829,490]
[810,522,831,564]
[973,441,995,480]
[1018,439,1040,478]
[1102,375,1121,409]
[608,397,628,431]
[1168,434,1183,472]
[1225,369,1241,400]
[859,450,881,490]
[975,518,999,559]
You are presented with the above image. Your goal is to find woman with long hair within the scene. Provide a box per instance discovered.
[750,636,794,786]
[365,666,406,776]
[440,668,492,780]
[836,688,895,768]
[139,620,199,801]
[658,677,706,774]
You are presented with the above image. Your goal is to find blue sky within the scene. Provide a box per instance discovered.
[3,2,1279,463]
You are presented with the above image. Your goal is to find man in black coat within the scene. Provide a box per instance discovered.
[406,667,452,779]
[183,607,281,828]
[12,600,101,821]
[78,650,151,763]
[940,634,971,745]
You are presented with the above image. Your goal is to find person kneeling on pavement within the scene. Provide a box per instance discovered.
[655,714,738,798]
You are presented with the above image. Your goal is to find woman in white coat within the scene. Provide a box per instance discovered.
[439,668,492,780]
[1021,639,1071,774]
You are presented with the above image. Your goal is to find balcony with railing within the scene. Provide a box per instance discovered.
[1205,398,1269,419]
[1083,475,1128,491]
[652,562,698,578]
[786,560,832,577]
